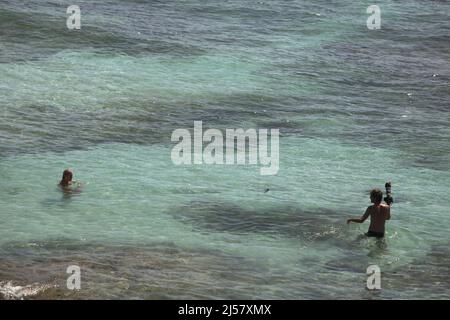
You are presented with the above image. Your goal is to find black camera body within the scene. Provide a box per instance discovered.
[384,182,394,205]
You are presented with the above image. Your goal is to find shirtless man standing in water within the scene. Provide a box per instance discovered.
[347,188,391,238]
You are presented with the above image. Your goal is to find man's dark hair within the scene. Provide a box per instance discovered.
[62,169,73,180]
[370,188,383,203]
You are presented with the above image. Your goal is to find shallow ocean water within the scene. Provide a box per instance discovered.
[0,0,449,299]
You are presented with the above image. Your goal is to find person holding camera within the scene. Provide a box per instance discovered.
[347,183,393,239]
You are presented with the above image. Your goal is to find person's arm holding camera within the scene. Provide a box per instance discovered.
[385,205,391,220]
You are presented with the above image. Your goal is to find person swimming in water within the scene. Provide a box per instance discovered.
[58,169,84,195]
[347,188,391,238]
[59,169,74,188]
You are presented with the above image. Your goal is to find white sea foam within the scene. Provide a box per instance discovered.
[0,281,56,300]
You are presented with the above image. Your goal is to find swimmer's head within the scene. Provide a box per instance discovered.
[370,188,383,204]
[61,169,73,182]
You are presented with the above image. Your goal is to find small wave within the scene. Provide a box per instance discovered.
[0,281,56,300]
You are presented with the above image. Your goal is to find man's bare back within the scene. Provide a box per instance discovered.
[364,204,391,233]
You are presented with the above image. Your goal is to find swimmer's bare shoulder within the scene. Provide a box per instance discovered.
[368,203,390,212]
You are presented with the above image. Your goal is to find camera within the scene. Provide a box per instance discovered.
[384,182,394,205]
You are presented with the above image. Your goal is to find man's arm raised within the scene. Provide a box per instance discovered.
[385,205,391,220]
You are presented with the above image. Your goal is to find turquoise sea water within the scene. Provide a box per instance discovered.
[0,0,449,299]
